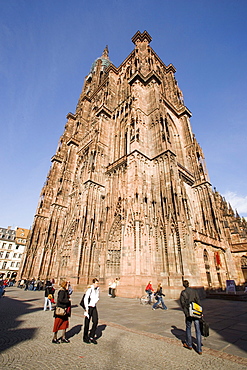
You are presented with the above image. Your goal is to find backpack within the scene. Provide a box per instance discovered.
[80,288,92,310]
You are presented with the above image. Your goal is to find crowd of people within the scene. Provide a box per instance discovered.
[17,278,48,291]
[2,276,204,355]
[48,277,203,355]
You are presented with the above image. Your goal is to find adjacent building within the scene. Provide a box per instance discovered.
[19,31,247,297]
[0,226,29,279]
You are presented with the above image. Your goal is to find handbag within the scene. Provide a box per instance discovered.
[189,302,202,318]
[55,306,66,316]
[48,294,53,300]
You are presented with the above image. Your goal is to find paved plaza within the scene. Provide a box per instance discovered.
[0,287,246,369]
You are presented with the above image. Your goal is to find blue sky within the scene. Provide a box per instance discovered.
[0,0,247,229]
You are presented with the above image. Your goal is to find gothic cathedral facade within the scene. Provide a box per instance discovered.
[20,31,246,297]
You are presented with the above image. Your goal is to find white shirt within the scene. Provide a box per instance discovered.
[84,285,99,311]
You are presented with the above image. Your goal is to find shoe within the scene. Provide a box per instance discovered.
[83,338,90,344]
[152,308,156,310]
[89,337,97,344]
[183,343,192,350]
[198,351,202,355]
[61,338,70,343]
[52,339,60,344]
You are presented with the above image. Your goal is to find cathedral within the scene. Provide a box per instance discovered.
[19,31,247,297]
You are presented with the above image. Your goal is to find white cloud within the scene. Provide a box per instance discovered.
[222,191,247,216]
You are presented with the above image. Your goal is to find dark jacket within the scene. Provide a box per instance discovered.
[44,286,54,297]
[57,288,70,309]
[180,287,201,318]
[155,287,165,297]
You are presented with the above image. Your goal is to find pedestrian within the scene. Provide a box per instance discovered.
[110,277,119,298]
[108,280,112,296]
[145,280,154,304]
[152,283,168,310]
[52,280,71,344]
[44,281,55,311]
[83,278,99,344]
[24,280,29,290]
[180,280,202,355]
[68,281,73,296]
[0,281,5,298]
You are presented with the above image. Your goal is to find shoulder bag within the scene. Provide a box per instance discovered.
[55,306,66,316]
[200,317,209,337]
[189,301,203,318]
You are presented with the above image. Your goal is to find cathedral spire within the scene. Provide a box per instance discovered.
[102,45,109,59]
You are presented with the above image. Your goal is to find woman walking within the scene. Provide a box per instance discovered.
[52,280,71,343]
[152,283,168,310]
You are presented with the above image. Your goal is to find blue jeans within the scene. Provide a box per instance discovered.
[152,296,167,309]
[185,317,202,352]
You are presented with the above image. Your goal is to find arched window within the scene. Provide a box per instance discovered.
[204,249,209,269]
[241,256,247,267]
[204,249,212,287]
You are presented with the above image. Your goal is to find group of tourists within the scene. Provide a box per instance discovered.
[47,277,204,354]
[18,278,46,291]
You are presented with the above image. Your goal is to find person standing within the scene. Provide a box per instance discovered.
[68,281,73,296]
[145,281,154,304]
[44,281,54,311]
[0,281,5,298]
[110,277,119,298]
[152,283,168,310]
[83,278,99,344]
[108,280,112,296]
[52,280,71,343]
[180,280,202,355]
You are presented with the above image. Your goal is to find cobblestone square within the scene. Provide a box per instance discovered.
[0,288,246,369]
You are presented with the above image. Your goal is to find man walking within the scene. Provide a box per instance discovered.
[180,280,202,355]
[83,278,99,344]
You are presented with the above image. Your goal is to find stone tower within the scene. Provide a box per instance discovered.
[20,31,243,297]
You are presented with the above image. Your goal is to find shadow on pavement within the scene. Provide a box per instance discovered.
[96,324,107,339]
[0,296,38,353]
[174,297,247,356]
[66,324,82,339]
[170,324,201,349]
[171,325,185,342]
